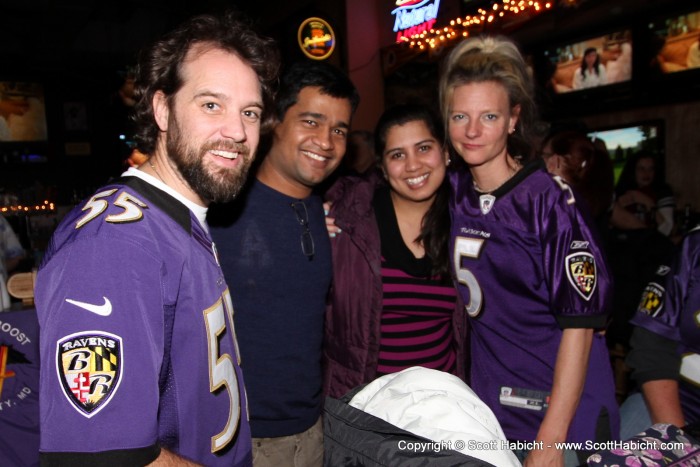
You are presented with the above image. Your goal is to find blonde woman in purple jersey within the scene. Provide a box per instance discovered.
[440,36,619,466]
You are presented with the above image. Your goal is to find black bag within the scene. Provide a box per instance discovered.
[323,387,496,467]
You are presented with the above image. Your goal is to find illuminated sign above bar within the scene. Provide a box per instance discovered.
[392,0,441,43]
[298,17,336,60]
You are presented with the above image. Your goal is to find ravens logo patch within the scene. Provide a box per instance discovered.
[565,252,597,301]
[56,331,123,418]
[637,282,665,317]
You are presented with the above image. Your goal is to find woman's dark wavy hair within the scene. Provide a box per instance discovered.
[132,10,280,155]
[374,104,451,278]
[615,150,663,197]
[580,47,603,78]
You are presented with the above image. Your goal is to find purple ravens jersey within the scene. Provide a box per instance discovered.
[36,176,251,466]
[631,227,700,424]
[449,161,618,443]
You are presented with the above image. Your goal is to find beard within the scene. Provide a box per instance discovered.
[166,118,254,204]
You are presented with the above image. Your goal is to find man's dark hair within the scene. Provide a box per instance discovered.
[274,60,359,122]
[132,10,280,155]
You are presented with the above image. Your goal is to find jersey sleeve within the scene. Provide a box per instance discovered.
[541,177,612,329]
[36,232,166,464]
[631,231,700,343]
[629,262,680,342]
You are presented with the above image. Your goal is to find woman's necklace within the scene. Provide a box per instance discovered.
[473,158,522,194]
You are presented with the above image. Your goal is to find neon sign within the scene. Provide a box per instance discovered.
[298,17,336,61]
[392,0,441,43]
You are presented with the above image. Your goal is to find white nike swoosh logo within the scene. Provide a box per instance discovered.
[65,297,113,316]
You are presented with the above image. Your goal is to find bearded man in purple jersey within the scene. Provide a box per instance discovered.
[35,11,279,466]
[439,36,619,466]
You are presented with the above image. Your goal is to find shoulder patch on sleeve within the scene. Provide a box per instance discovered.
[637,282,665,318]
[565,252,597,301]
[56,331,123,418]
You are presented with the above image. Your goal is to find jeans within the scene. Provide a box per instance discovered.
[252,417,323,467]
[619,392,652,440]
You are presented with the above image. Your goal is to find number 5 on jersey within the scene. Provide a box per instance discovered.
[454,236,485,318]
[203,289,242,453]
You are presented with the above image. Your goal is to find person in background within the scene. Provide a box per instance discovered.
[572,47,608,90]
[611,150,675,237]
[323,104,466,399]
[209,60,359,467]
[35,11,279,465]
[344,129,377,175]
[0,215,25,310]
[607,150,677,354]
[440,35,618,466]
[0,215,24,277]
[621,225,700,439]
[321,129,376,193]
[541,129,615,245]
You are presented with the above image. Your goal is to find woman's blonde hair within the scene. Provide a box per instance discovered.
[439,35,537,159]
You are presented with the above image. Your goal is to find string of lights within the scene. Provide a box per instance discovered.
[1,200,55,214]
[399,0,554,50]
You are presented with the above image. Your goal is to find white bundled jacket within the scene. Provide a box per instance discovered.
[350,367,521,467]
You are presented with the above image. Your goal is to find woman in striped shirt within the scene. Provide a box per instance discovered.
[322,104,467,398]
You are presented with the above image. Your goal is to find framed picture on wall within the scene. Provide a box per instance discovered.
[0,81,48,143]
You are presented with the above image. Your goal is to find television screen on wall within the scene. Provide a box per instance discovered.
[649,8,700,75]
[0,81,48,143]
[587,120,664,186]
[543,29,633,94]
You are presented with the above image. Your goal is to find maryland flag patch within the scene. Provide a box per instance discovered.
[56,331,122,418]
[637,282,665,318]
[565,252,597,301]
